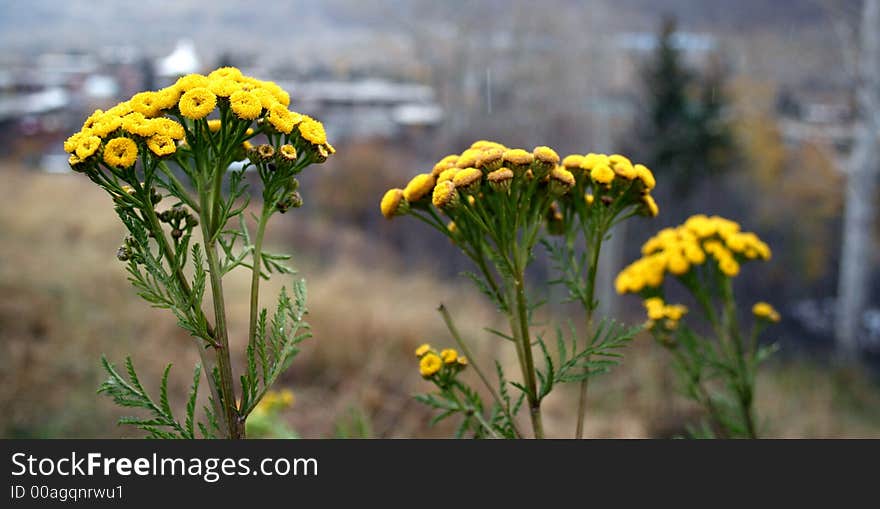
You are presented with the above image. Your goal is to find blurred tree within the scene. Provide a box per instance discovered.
[834,0,880,357]
[636,16,736,203]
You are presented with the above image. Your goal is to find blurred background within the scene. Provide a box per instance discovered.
[2,0,880,438]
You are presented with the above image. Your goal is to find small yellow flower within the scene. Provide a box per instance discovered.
[608,154,636,179]
[562,154,586,172]
[103,137,138,168]
[580,153,609,171]
[475,148,504,172]
[432,180,459,209]
[175,73,210,92]
[717,256,740,277]
[452,167,482,194]
[267,104,301,134]
[419,353,443,377]
[64,130,90,154]
[432,155,459,177]
[457,356,469,367]
[298,116,328,145]
[208,77,242,98]
[403,173,436,202]
[487,167,514,193]
[259,80,291,107]
[415,343,432,357]
[440,348,458,364]
[229,90,262,120]
[644,297,666,320]
[502,148,534,176]
[178,87,217,120]
[667,253,690,276]
[75,135,102,159]
[152,118,185,140]
[549,166,576,196]
[207,66,243,81]
[590,164,615,186]
[635,164,656,191]
[585,193,594,206]
[279,144,297,161]
[147,135,176,156]
[642,195,659,217]
[122,112,154,137]
[752,302,780,323]
[380,188,408,219]
[435,168,459,185]
[251,87,279,110]
[207,119,222,133]
[130,91,163,117]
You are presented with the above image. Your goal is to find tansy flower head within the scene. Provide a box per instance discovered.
[590,164,615,186]
[419,353,442,377]
[437,167,460,184]
[476,147,504,173]
[635,164,656,191]
[75,135,102,159]
[532,146,559,178]
[580,153,609,171]
[259,80,291,107]
[717,256,740,277]
[487,167,514,193]
[208,119,222,133]
[257,144,276,161]
[470,140,507,151]
[502,148,534,177]
[403,173,435,203]
[152,118,185,140]
[267,104,301,134]
[608,154,636,179]
[229,90,262,120]
[64,130,89,153]
[415,343,432,357]
[298,116,328,145]
[432,155,459,177]
[456,149,482,169]
[549,166,575,196]
[178,87,217,120]
[208,77,241,98]
[147,135,176,156]
[432,180,459,210]
[279,144,297,161]
[752,302,780,323]
[562,154,586,178]
[453,167,483,194]
[130,91,163,118]
[208,66,243,81]
[103,137,138,168]
[440,349,458,364]
[641,195,659,217]
[175,73,210,92]
[380,188,409,219]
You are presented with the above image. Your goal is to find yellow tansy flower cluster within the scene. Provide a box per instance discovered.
[616,214,772,294]
[644,297,688,331]
[752,302,781,323]
[253,388,296,416]
[380,141,658,222]
[414,343,468,378]
[64,66,333,172]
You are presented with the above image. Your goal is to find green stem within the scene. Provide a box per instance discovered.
[246,208,271,369]
[575,228,604,438]
[721,279,757,438]
[512,267,544,439]
[438,304,521,438]
[200,164,243,439]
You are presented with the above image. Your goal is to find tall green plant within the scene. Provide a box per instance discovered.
[64,67,334,438]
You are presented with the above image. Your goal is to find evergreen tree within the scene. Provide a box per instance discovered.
[637,16,735,200]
